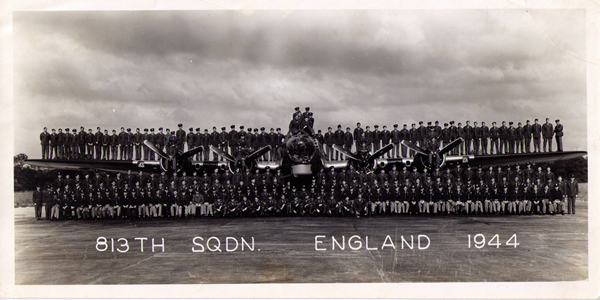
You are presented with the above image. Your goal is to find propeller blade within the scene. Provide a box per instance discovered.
[368,143,394,162]
[439,138,463,156]
[179,146,205,161]
[332,145,360,161]
[209,145,236,162]
[247,146,271,162]
[143,140,168,159]
[401,140,428,156]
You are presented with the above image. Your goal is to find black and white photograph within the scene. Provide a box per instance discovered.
[3,0,599,298]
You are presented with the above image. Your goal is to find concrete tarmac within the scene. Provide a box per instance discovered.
[14,203,587,284]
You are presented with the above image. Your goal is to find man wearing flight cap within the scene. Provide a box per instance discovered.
[554,119,563,152]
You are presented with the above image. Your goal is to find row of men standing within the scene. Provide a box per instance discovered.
[39,124,287,161]
[39,118,563,161]
[318,118,563,160]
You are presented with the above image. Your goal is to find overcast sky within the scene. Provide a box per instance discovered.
[13,9,587,158]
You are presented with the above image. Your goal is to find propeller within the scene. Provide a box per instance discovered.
[143,140,168,159]
[332,145,361,161]
[209,145,236,162]
[400,140,428,156]
[367,144,394,162]
[439,138,463,156]
[179,146,205,161]
[210,145,272,171]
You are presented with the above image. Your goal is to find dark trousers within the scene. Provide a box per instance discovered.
[42,145,49,159]
[524,137,531,153]
[568,195,576,214]
[533,137,541,152]
[481,139,488,154]
[556,136,563,152]
[543,137,553,152]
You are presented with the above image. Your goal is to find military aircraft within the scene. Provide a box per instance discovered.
[26,127,587,178]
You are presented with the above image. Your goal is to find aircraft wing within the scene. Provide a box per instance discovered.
[24,159,162,174]
[445,151,587,168]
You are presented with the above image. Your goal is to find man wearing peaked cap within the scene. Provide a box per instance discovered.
[523,119,532,153]
[372,125,381,152]
[293,107,301,119]
[133,128,143,160]
[219,127,229,160]
[145,128,155,160]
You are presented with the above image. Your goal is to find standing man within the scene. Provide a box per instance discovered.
[324,127,334,161]
[176,123,186,153]
[542,118,554,152]
[56,128,65,159]
[566,175,578,214]
[94,127,103,160]
[463,121,473,155]
[372,125,381,152]
[118,127,128,160]
[499,121,508,154]
[78,126,87,160]
[532,119,542,153]
[186,127,196,156]
[480,121,489,155]
[155,127,165,154]
[201,129,211,160]
[507,122,516,154]
[381,125,391,158]
[126,128,134,159]
[146,128,156,160]
[50,129,58,159]
[344,127,354,154]
[102,129,110,160]
[489,122,499,155]
[40,127,51,160]
[210,127,220,161]
[353,122,364,151]
[110,129,119,160]
[515,122,524,153]
[391,124,401,158]
[523,120,532,153]
[86,128,94,159]
[134,128,144,160]
[334,125,345,160]
[269,128,278,161]
[400,124,409,157]
[409,123,418,157]
[472,122,481,155]
[229,125,239,157]
[554,119,563,152]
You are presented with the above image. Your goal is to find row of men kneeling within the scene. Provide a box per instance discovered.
[32,183,569,220]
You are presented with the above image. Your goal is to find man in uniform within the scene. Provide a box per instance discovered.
[56,128,65,159]
[457,122,465,155]
[344,127,354,154]
[201,129,211,160]
[391,124,401,158]
[126,128,134,159]
[269,128,278,161]
[221,126,231,160]
[110,129,118,160]
[542,118,554,152]
[381,125,391,158]
[566,175,578,214]
[481,121,490,155]
[118,127,127,160]
[507,122,516,154]
[532,118,542,153]
[86,128,94,159]
[78,126,87,159]
[324,127,334,161]
[489,122,499,155]
[176,123,186,152]
[133,128,143,160]
[372,125,381,152]
[94,127,103,160]
[554,119,563,152]
[229,125,239,157]
[146,128,156,160]
[209,127,220,161]
[409,123,418,157]
[40,127,51,159]
[472,122,481,155]
[400,124,410,157]
[499,121,508,154]
[49,128,58,159]
[353,122,364,151]
[515,122,524,153]
[463,121,473,155]
[186,127,196,156]
[523,120,533,153]
[334,125,345,160]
